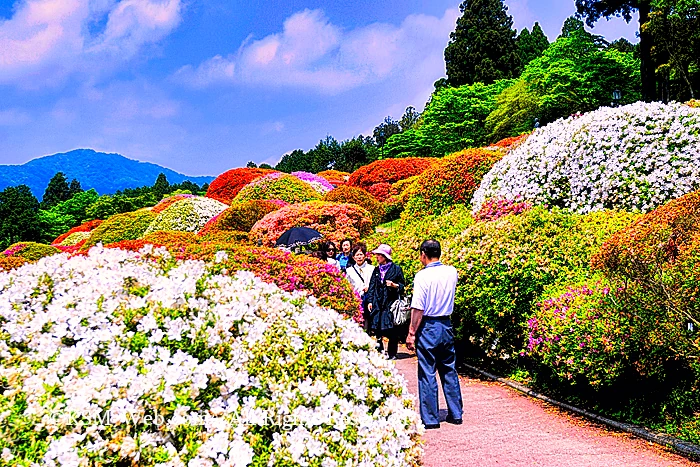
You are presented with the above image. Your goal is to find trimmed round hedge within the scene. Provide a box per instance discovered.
[52,219,103,245]
[251,201,374,247]
[403,148,503,218]
[206,167,276,204]
[2,242,60,261]
[199,200,282,235]
[234,173,320,205]
[322,186,385,225]
[152,193,196,214]
[144,197,228,235]
[82,210,156,249]
[473,102,700,214]
[348,158,435,191]
[443,207,639,357]
[291,171,334,194]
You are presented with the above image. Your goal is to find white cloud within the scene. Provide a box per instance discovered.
[0,0,183,87]
[175,7,459,94]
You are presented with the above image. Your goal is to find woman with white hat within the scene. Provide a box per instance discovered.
[365,244,405,360]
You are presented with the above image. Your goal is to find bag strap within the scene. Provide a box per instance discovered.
[352,265,366,284]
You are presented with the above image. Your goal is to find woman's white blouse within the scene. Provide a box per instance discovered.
[346,262,375,296]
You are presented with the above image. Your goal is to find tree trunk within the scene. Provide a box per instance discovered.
[639,1,656,101]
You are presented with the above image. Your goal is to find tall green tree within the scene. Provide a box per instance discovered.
[644,0,700,100]
[444,0,521,86]
[275,149,311,173]
[152,173,170,199]
[373,117,402,149]
[516,23,550,67]
[68,178,83,197]
[309,136,342,173]
[398,106,421,131]
[575,0,655,100]
[337,136,378,172]
[41,172,71,209]
[0,185,41,249]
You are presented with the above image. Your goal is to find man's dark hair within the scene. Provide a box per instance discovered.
[420,239,441,259]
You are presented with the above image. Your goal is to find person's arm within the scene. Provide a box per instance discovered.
[405,308,423,351]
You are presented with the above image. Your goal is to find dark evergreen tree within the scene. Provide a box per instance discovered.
[575,0,655,101]
[373,116,401,149]
[444,0,520,86]
[41,172,71,209]
[516,23,550,68]
[259,163,273,170]
[608,37,636,54]
[68,179,83,197]
[246,161,258,168]
[152,173,170,198]
[0,185,41,249]
[275,149,312,173]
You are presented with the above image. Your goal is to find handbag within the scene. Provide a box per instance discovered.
[391,295,412,326]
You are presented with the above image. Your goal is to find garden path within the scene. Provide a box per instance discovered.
[393,345,696,467]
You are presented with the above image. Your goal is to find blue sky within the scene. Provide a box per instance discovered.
[0,0,638,176]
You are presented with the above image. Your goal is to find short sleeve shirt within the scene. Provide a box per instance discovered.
[411,262,458,317]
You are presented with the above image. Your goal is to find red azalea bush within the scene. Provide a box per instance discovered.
[152,194,196,214]
[52,219,103,245]
[250,201,373,247]
[322,186,385,225]
[347,157,436,191]
[403,148,503,218]
[367,183,392,202]
[206,168,276,204]
[184,242,361,320]
[474,197,532,222]
[485,133,530,152]
[199,200,282,234]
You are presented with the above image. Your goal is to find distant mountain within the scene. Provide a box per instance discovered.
[0,149,215,197]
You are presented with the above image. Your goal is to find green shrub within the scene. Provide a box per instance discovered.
[443,207,639,357]
[2,242,60,261]
[365,205,474,290]
[234,173,319,204]
[83,211,156,249]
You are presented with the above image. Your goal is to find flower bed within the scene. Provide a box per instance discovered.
[82,210,156,249]
[57,231,92,246]
[291,171,334,194]
[322,186,385,225]
[251,201,373,247]
[403,148,503,218]
[2,242,60,261]
[473,102,700,214]
[151,193,196,214]
[0,256,28,271]
[52,219,103,245]
[0,247,422,466]
[347,158,436,191]
[234,173,320,205]
[199,200,282,235]
[144,197,228,235]
[443,207,639,357]
[185,242,361,320]
[206,167,276,204]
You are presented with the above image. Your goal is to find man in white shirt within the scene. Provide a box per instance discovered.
[406,239,463,429]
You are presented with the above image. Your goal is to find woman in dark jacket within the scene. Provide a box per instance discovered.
[366,244,405,360]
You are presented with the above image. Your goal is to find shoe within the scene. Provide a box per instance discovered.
[424,423,440,430]
[388,355,398,360]
[445,415,463,425]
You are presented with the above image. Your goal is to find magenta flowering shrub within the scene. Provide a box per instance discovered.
[526,280,634,387]
[474,197,532,222]
[291,171,334,193]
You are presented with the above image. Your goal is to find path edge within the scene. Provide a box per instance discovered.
[461,363,700,461]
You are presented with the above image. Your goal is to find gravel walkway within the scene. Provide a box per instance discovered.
[393,346,697,467]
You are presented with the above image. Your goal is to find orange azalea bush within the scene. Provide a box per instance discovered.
[0,256,28,271]
[52,219,103,245]
[183,242,361,320]
[687,99,700,108]
[198,200,282,234]
[322,186,384,225]
[484,133,530,152]
[317,170,350,186]
[347,157,436,191]
[250,201,373,247]
[205,167,276,204]
[403,148,503,218]
[141,231,198,252]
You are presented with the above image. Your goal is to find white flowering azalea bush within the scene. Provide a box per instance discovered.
[472,102,700,214]
[144,197,228,235]
[0,247,422,467]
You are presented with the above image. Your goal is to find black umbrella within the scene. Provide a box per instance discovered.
[275,227,323,248]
